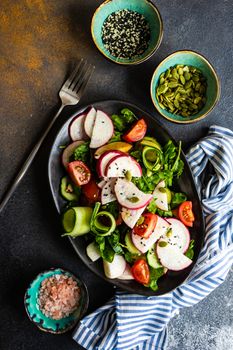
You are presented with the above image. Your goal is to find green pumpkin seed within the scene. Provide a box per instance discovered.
[165,69,171,79]
[194,96,202,104]
[178,67,183,75]
[180,75,186,85]
[156,64,207,118]
[195,82,201,91]
[174,100,179,109]
[157,84,168,94]
[159,241,168,247]
[184,80,192,89]
[184,72,191,81]
[168,81,179,88]
[160,76,165,84]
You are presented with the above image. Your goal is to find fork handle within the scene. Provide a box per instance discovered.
[0,104,64,213]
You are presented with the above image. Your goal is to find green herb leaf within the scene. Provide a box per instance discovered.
[95,235,115,263]
[109,131,122,143]
[124,251,140,264]
[170,192,187,208]
[147,267,164,291]
[147,198,157,214]
[185,239,195,259]
[107,230,124,255]
[72,141,90,163]
[101,201,119,219]
[111,109,136,132]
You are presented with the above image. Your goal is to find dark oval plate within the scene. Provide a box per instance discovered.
[48,100,205,296]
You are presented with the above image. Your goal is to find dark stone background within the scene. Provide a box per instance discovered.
[0,0,232,349]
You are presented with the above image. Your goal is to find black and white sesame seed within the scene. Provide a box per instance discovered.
[101,9,150,59]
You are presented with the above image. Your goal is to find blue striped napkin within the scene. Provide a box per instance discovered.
[73,125,233,350]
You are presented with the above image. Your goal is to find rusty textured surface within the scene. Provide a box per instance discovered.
[0,1,233,349]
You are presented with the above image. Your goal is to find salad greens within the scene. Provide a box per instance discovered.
[111,108,137,131]
[185,239,195,259]
[72,141,90,163]
[60,107,195,291]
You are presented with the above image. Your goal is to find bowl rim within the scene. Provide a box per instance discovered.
[91,0,163,65]
[24,267,89,334]
[150,49,221,124]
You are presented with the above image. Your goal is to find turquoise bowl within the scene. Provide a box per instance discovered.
[91,0,163,65]
[24,268,89,334]
[150,50,221,124]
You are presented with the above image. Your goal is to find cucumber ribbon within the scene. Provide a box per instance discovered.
[90,202,116,236]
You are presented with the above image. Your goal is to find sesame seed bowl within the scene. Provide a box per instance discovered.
[91,0,163,65]
[24,268,89,334]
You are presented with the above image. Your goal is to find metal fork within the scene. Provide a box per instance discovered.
[0,59,95,213]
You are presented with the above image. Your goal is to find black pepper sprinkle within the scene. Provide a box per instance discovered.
[102,9,150,59]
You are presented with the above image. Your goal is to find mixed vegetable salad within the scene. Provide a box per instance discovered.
[60,107,195,291]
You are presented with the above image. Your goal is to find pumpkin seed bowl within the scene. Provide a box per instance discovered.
[150,50,220,123]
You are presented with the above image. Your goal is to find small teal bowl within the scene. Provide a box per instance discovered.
[91,0,163,65]
[24,268,89,334]
[150,50,221,123]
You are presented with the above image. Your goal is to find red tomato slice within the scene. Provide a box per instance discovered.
[133,213,158,238]
[131,259,150,284]
[123,119,147,142]
[67,161,91,186]
[82,178,100,203]
[178,201,195,227]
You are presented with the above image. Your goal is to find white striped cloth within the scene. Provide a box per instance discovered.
[73,125,233,350]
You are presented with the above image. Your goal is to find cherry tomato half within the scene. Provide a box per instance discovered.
[123,119,147,143]
[67,161,91,186]
[82,178,100,203]
[133,213,158,238]
[178,201,195,227]
[131,259,150,285]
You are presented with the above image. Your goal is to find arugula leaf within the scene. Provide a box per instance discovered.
[95,235,115,263]
[185,240,195,259]
[170,192,187,208]
[147,267,164,291]
[72,141,90,163]
[159,140,184,186]
[101,201,119,219]
[109,131,122,143]
[156,208,173,217]
[108,230,124,255]
[124,251,140,264]
[111,108,136,132]
[130,149,142,162]
[147,198,157,214]
[132,169,162,193]
[147,199,173,217]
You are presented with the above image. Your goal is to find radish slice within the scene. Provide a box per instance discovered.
[98,180,107,189]
[90,110,114,148]
[101,179,117,205]
[131,216,170,253]
[86,242,101,262]
[163,218,190,253]
[62,140,84,168]
[118,264,134,280]
[97,151,123,177]
[115,179,152,210]
[69,113,88,141]
[103,254,126,279]
[157,241,192,271]
[153,180,168,211]
[84,107,96,137]
[106,155,142,178]
[121,205,146,228]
